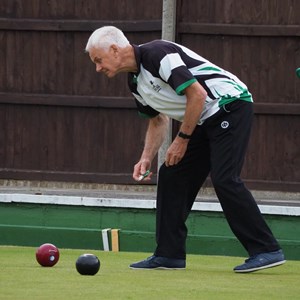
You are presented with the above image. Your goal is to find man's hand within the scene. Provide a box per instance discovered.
[165,136,189,167]
[133,159,153,181]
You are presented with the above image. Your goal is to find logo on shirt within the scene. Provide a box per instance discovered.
[150,80,162,92]
[221,121,229,129]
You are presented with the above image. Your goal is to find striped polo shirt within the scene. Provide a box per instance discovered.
[128,40,252,125]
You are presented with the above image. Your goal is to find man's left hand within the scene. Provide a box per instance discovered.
[165,137,189,167]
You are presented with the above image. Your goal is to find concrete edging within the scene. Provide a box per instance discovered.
[1,193,300,216]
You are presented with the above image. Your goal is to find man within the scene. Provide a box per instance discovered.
[85,26,286,273]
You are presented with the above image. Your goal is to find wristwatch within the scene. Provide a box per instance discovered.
[178,131,192,139]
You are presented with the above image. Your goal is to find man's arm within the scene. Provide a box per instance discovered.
[133,113,169,181]
[165,81,207,167]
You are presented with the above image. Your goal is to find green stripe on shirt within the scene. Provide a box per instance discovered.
[175,78,197,95]
[198,66,222,72]
[218,90,253,107]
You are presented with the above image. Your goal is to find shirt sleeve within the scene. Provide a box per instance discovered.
[158,53,197,95]
[134,99,160,119]
[170,66,197,95]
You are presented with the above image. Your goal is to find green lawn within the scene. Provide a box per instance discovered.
[0,246,299,300]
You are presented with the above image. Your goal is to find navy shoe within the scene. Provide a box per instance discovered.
[130,255,186,270]
[234,249,286,273]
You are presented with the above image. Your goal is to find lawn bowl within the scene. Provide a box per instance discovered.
[36,243,60,267]
[76,253,100,275]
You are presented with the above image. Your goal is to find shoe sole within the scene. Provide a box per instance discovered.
[234,259,286,273]
[129,266,186,270]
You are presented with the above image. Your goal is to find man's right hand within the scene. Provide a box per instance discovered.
[133,159,152,182]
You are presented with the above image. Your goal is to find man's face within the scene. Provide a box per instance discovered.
[89,45,120,78]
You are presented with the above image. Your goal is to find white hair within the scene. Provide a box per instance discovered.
[85,26,130,52]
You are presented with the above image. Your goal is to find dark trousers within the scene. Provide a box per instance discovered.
[154,101,280,259]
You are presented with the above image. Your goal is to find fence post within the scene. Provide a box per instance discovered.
[158,0,177,174]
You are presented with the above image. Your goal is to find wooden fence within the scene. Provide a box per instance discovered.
[0,0,299,192]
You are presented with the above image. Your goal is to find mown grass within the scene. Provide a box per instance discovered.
[0,246,299,300]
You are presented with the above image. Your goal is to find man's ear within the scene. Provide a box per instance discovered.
[110,44,119,55]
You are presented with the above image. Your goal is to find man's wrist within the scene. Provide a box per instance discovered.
[178,131,192,139]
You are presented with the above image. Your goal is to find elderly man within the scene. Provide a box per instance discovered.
[85,26,285,273]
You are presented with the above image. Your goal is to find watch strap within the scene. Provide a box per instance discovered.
[178,131,192,139]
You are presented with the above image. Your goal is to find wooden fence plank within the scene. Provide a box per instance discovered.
[178,23,300,37]
[0,18,162,32]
